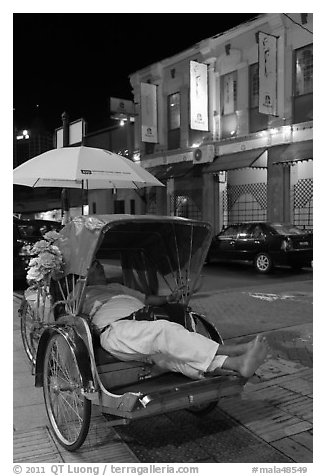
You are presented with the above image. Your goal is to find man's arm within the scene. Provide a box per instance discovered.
[144,287,183,306]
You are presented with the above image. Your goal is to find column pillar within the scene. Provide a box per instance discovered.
[202,173,219,232]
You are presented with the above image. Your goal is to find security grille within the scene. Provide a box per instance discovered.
[222,182,267,226]
[292,178,313,230]
[170,192,202,220]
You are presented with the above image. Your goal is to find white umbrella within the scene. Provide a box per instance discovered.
[13,146,164,189]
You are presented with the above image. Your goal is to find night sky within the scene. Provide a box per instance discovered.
[13,13,259,133]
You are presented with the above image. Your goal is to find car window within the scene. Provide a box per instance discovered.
[269,223,306,236]
[220,225,239,239]
[237,224,252,239]
[248,224,265,239]
[16,221,60,239]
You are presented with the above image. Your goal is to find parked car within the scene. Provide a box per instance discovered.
[13,217,62,282]
[206,222,313,274]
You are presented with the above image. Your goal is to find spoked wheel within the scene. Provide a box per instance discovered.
[43,333,91,451]
[20,299,42,365]
[254,252,273,274]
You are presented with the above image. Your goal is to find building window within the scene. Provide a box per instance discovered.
[167,92,180,149]
[293,44,313,124]
[249,63,269,133]
[130,199,135,214]
[221,71,238,139]
[114,200,125,214]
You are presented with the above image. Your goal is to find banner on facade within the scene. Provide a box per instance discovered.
[110,97,135,117]
[258,31,278,116]
[223,72,235,115]
[141,82,158,143]
[190,60,208,131]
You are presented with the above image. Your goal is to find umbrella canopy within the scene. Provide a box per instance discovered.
[13,146,164,189]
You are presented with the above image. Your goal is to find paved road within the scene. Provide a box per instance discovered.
[13,275,313,464]
[201,261,313,293]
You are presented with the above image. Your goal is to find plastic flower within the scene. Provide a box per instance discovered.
[32,240,51,255]
[38,251,58,269]
[26,233,65,286]
[43,230,61,243]
[26,264,44,283]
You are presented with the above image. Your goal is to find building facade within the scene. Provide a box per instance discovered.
[129,13,313,232]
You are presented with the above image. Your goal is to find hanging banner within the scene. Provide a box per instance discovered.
[258,31,278,116]
[223,72,235,115]
[190,60,208,131]
[141,82,158,143]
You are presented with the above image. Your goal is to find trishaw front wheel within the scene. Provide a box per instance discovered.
[20,298,40,365]
[43,332,91,451]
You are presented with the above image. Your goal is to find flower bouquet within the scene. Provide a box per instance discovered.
[25,230,65,322]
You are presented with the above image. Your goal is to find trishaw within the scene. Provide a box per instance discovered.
[19,214,247,451]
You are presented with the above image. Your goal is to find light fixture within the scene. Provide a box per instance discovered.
[119,119,125,126]
[133,152,140,162]
[191,142,202,149]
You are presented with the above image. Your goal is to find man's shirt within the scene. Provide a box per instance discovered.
[83,283,146,329]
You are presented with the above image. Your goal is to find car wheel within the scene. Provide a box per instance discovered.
[254,252,273,274]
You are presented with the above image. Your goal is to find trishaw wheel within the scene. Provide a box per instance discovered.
[20,299,40,365]
[43,333,91,451]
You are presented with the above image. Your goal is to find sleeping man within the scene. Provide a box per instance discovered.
[83,260,269,380]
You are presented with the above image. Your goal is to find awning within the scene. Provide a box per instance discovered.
[146,161,195,181]
[204,148,267,173]
[272,140,313,165]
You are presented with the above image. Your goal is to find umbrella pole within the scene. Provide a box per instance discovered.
[86,180,89,214]
[81,180,89,215]
[81,180,84,215]
[61,188,70,225]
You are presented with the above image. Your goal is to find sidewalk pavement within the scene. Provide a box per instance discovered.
[13,279,313,463]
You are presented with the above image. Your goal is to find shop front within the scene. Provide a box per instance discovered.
[268,140,313,230]
[204,148,268,231]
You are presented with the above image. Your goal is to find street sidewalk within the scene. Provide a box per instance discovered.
[13,279,313,463]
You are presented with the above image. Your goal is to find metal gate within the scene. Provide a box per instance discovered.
[292,178,313,230]
[222,182,267,226]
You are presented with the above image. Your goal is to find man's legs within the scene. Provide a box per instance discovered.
[216,339,257,356]
[101,319,219,375]
[206,335,269,378]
